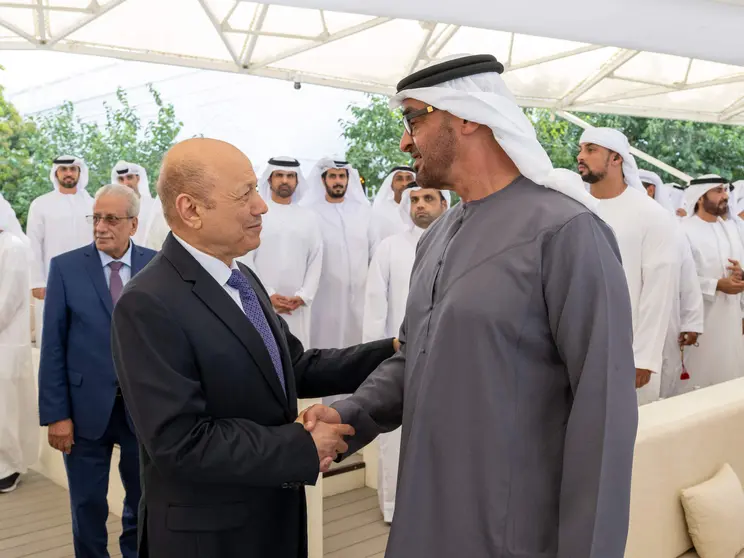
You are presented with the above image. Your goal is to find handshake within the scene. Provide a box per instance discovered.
[297,405,353,473]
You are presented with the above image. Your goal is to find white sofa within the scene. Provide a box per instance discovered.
[626,378,744,558]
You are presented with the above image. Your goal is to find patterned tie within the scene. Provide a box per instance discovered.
[226,269,286,394]
[109,261,124,305]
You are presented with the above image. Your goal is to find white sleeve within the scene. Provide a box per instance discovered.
[362,240,391,343]
[633,215,677,373]
[0,238,28,332]
[295,216,323,306]
[0,197,24,239]
[25,199,47,289]
[683,229,720,302]
[678,237,705,333]
[368,218,380,262]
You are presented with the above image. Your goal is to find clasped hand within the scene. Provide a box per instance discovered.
[297,405,351,473]
[270,294,305,315]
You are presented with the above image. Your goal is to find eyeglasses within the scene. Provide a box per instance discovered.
[402,105,437,135]
[86,215,134,226]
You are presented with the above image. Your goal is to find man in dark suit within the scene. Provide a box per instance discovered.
[111,138,397,558]
[39,183,157,558]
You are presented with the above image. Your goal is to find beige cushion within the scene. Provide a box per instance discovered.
[677,550,744,558]
[680,463,744,558]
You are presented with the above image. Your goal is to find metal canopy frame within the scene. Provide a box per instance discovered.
[2,0,744,131]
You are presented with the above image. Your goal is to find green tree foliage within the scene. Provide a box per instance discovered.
[0,84,40,226]
[1,85,182,227]
[340,94,413,196]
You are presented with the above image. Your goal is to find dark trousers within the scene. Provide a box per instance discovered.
[64,396,140,558]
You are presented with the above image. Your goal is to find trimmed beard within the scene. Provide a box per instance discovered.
[272,184,295,199]
[324,183,347,199]
[701,194,728,217]
[415,122,456,190]
[59,179,78,189]
[412,212,437,229]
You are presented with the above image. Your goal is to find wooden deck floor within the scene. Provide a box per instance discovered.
[0,471,122,558]
[0,471,389,557]
[324,487,389,558]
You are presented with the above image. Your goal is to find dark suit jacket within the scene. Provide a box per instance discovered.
[111,233,395,558]
[38,242,156,440]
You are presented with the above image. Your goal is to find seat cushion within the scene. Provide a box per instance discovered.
[680,463,744,558]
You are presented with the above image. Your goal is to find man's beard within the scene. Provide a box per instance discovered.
[702,196,728,217]
[325,184,347,199]
[415,123,456,189]
[59,178,78,189]
[579,169,606,184]
[272,184,295,199]
[413,212,437,229]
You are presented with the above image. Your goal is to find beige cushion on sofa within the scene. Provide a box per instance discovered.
[680,463,744,558]
[677,550,744,558]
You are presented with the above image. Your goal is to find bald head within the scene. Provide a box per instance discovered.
[157,138,267,264]
[158,139,242,223]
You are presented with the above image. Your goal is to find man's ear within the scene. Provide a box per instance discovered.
[461,119,480,136]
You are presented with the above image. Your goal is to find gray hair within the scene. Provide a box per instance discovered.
[95,183,141,218]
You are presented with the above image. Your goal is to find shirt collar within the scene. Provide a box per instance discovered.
[98,240,133,268]
[172,233,238,287]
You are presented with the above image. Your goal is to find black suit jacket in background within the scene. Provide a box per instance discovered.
[111,233,395,558]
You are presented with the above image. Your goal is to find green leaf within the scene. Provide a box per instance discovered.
[1,86,182,226]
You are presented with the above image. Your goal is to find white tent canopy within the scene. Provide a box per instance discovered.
[2,0,744,125]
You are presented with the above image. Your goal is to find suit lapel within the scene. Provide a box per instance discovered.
[240,264,298,412]
[83,243,114,315]
[130,243,146,275]
[162,236,289,410]
[191,278,289,409]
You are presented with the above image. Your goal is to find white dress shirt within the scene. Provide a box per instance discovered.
[98,241,133,288]
[173,234,243,310]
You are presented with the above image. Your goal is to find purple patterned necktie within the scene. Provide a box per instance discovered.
[109,261,124,305]
[226,269,286,394]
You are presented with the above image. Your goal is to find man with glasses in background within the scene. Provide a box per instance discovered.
[38,183,156,558]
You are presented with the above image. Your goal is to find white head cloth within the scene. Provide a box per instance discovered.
[733,180,744,216]
[0,202,13,233]
[257,156,308,205]
[111,160,152,202]
[389,54,599,214]
[300,157,369,206]
[399,185,452,228]
[682,174,732,217]
[665,183,685,211]
[50,155,91,197]
[638,169,674,210]
[578,128,644,192]
[372,167,416,211]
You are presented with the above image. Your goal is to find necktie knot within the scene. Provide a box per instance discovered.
[226,269,248,291]
[109,261,124,272]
